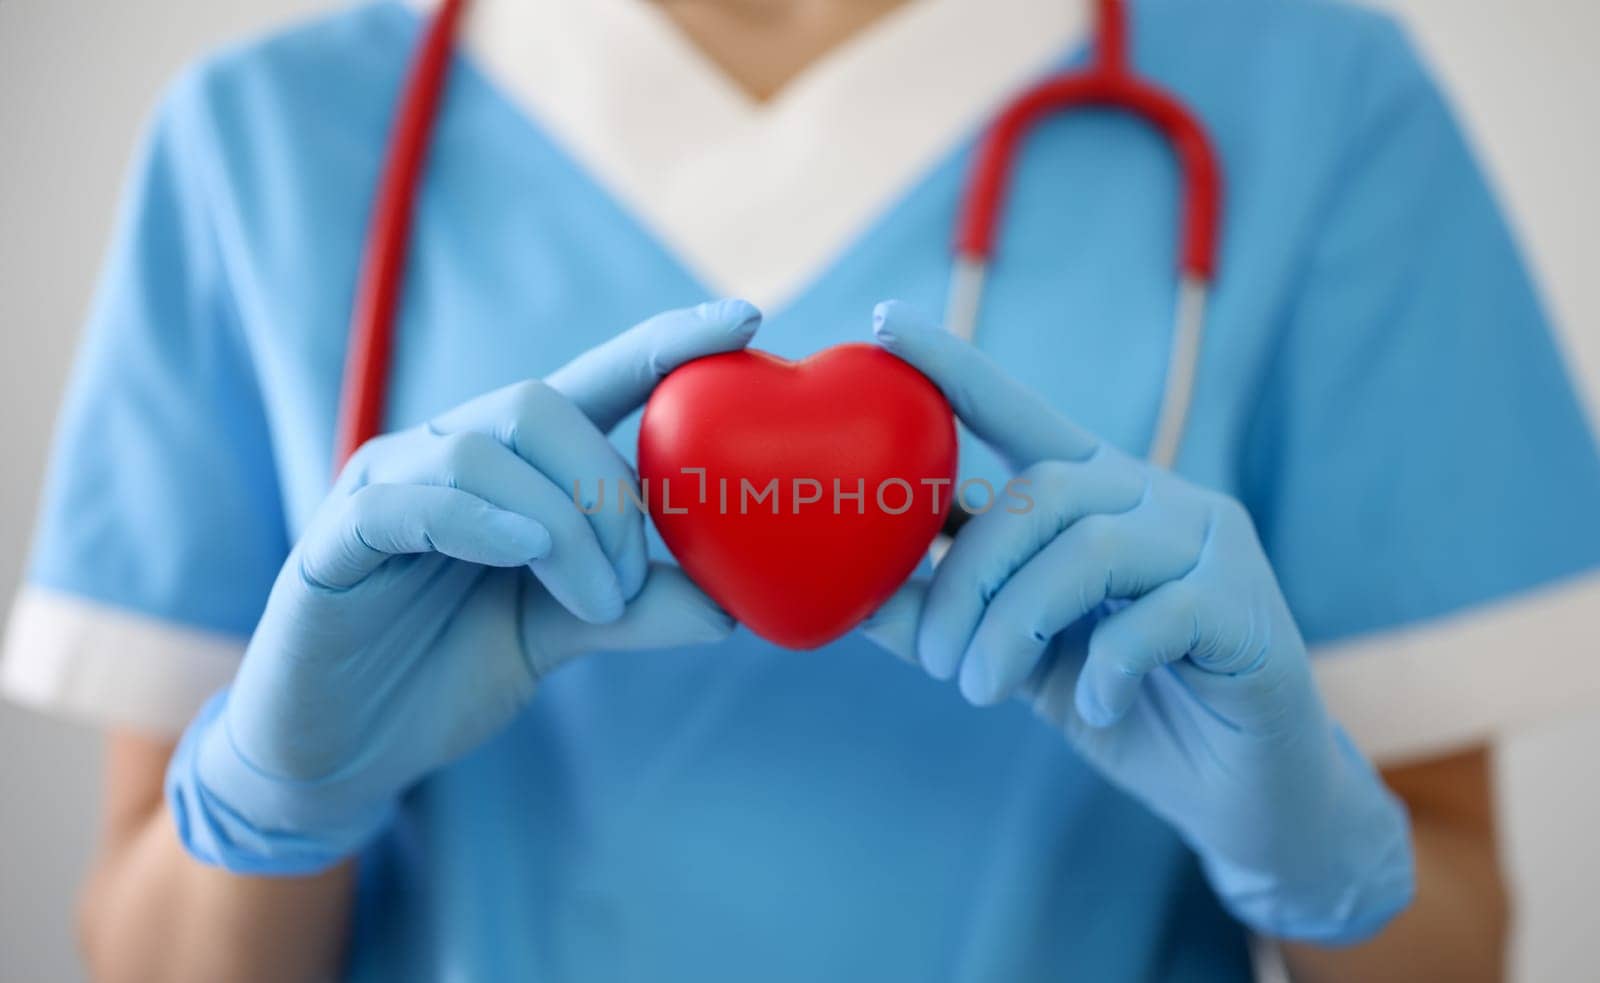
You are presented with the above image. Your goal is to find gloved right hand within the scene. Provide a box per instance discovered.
[165,300,762,875]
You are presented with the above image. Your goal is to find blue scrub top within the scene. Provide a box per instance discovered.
[18,0,1600,979]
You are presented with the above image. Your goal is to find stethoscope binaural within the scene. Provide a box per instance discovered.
[334,0,1223,489]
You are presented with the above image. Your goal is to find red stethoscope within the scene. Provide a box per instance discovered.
[334,0,1222,472]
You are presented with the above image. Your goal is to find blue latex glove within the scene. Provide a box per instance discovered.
[166,300,762,875]
[862,302,1414,944]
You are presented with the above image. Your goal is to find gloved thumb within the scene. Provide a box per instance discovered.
[547,299,762,433]
[522,562,737,675]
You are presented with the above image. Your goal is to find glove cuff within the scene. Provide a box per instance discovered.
[1200,726,1416,945]
[1201,818,1414,944]
[165,689,393,876]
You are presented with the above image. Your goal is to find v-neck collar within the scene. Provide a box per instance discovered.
[402,0,1089,311]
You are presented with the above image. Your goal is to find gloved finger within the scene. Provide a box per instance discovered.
[429,384,647,599]
[300,484,552,591]
[1074,579,1208,727]
[522,563,738,676]
[859,578,929,667]
[1014,617,1094,734]
[870,300,1099,469]
[918,458,1145,680]
[1164,634,1305,739]
[362,429,630,623]
[547,298,762,433]
[961,511,1201,706]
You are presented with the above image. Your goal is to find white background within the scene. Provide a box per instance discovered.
[1,1,1596,979]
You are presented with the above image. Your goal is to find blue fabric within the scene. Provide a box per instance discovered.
[25,0,1600,978]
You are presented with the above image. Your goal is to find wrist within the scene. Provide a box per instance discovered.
[165,689,393,876]
[1202,725,1416,944]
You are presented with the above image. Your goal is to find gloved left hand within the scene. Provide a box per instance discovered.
[862,301,1414,945]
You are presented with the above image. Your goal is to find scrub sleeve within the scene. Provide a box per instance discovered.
[1251,22,1600,763]
[2,71,287,734]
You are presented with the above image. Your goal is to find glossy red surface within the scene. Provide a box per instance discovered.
[639,344,957,649]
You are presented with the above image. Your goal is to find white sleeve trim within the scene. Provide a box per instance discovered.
[1312,570,1600,765]
[2,586,244,736]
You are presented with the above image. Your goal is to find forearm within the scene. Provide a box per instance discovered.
[79,799,354,983]
[1281,753,1509,983]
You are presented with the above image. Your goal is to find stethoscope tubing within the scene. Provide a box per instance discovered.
[336,0,1223,501]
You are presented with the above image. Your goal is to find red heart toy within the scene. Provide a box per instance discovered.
[638,343,957,649]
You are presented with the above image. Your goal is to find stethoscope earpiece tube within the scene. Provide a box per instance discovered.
[334,0,469,474]
[944,0,1222,474]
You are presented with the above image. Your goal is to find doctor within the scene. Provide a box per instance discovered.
[7,0,1600,980]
